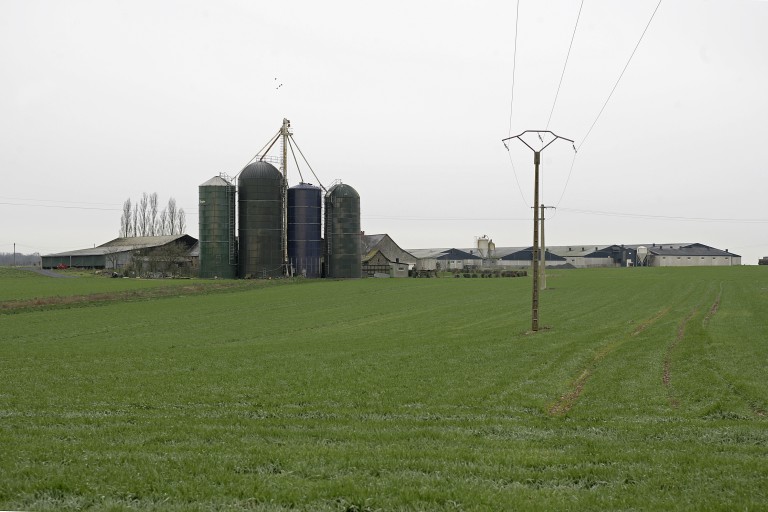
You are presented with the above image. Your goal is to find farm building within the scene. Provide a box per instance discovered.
[632,243,741,267]
[42,235,198,273]
[361,234,417,277]
[408,248,482,271]
[494,247,569,268]
[402,241,738,270]
[545,245,636,268]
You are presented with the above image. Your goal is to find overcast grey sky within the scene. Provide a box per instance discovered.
[2,0,767,264]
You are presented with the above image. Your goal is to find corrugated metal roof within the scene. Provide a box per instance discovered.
[361,234,418,264]
[407,248,481,260]
[407,248,452,259]
[648,244,736,257]
[490,246,528,259]
[361,234,387,254]
[45,235,197,257]
[199,175,232,187]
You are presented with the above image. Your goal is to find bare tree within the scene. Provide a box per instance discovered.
[119,193,185,238]
[131,207,138,238]
[159,208,169,236]
[149,192,159,236]
[178,208,186,235]
[167,198,178,235]
[137,192,149,237]
[120,199,132,238]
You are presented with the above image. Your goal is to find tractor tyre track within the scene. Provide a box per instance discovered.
[662,308,698,408]
[548,308,670,416]
[699,286,765,418]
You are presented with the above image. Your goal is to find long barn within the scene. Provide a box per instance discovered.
[42,235,198,271]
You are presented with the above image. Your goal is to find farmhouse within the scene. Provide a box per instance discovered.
[42,235,198,273]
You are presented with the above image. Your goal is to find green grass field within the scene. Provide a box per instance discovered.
[0,266,766,510]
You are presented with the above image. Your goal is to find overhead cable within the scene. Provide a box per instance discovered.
[504,0,530,207]
[507,0,520,138]
[577,0,663,152]
[545,0,585,130]
[558,207,768,224]
[0,201,120,211]
[556,1,662,208]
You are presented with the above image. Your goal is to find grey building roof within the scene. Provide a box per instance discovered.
[546,245,618,258]
[361,234,419,265]
[499,248,567,261]
[490,246,529,259]
[407,248,481,260]
[645,243,738,257]
[44,235,197,257]
[404,242,737,261]
[199,175,233,187]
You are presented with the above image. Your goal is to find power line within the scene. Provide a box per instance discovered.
[577,0,663,152]
[505,151,530,208]
[545,0,584,130]
[507,0,520,138]
[555,1,661,208]
[554,152,578,208]
[364,215,532,222]
[0,201,121,211]
[0,196,118,207]
[504,0,530,208]
[558,207,768,224]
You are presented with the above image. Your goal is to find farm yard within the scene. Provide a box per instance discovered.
[0,266,766,510]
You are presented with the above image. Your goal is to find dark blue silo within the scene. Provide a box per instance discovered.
[288,183,322,278]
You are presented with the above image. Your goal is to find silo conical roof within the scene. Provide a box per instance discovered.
[199,176,232,187]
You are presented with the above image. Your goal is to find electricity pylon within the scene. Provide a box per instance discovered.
[502,130,573,332]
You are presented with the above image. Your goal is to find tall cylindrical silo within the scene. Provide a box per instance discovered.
[199,175,237,279]
[288,183,322,278]
[238,161,284,278]
[324,182,361,278]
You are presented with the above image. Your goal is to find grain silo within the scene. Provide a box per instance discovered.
[288,183,322,277]
[324,182,361,278]
[198,175,237,279]
[238,161,284,278]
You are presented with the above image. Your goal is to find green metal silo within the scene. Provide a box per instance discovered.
[324,182,361,278]
[238,161,284,278]
[199,175,237,278]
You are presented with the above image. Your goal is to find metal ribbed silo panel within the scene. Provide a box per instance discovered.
[288,183,322,278]
[238,161,284,278]
[199,176,237,279]
[324,183,361,278]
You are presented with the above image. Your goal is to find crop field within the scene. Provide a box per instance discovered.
[0,266,766,510]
